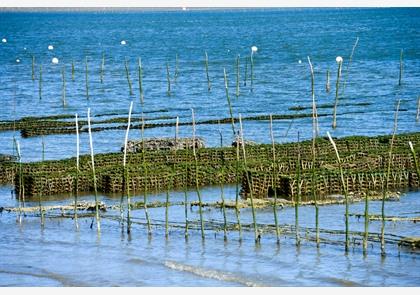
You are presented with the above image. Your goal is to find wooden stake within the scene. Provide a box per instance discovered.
[205,51,211,91]
[87,108,100,233]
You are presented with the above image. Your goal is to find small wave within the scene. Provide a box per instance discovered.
[164,260,262,287]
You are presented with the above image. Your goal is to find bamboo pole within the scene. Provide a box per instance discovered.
[74,114,80,230]
[223,68,236,135]
[326,69,330,93]
[175,116,179,143]
[327,131,349,252]
[332,57,343,129]
[417,96,420,122]
[342,36,359,93]
[239,115,259,243]
[225,68,242,240]
[205,51,211,91]
[381,100,400,256]
[39,146,45,228]
[184,163,189,239]
[220,181,228,241]
[123,101,134,234]
[234,130,242,241]
[236,55,240,97]
[243,57,248,86]
[308,57,319,245]
[125,58,133,96]
[250,53,254,92]
[408,141,420,178]
[138,58,144,106]
[100,52,105,84]
[399,49,403,86]
[31,55,35,81]
[269,114,280,243]
[71,59,75,81]
[166,62,171,96]
[191,108,205,239]
[363,182,369,255]
[174,53,179,83]
[141,113,152,235]
[39,64,42,100]
[165,177,170,238]
[87,108,100,233]
[85,57,89,100]
[15,140,23,224]
[61,65,66,107]
[218,120,223,147]
[295,132,301,246]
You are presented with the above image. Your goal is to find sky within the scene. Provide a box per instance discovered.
[0,0,419,8]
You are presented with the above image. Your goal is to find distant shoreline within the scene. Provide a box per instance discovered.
[0,7,396,13]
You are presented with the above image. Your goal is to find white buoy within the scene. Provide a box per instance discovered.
[52,57,59,64]
[121,40,127,45]
[48,45,54,50]
[298,60,302,64]
[24,47,27,50]
[182,6,187,11]
[16,59,20,63]
[251,46,258,53]
[1,38,7,43]
[336,56,343,63]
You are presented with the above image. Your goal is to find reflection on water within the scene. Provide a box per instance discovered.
[0,185,419,286]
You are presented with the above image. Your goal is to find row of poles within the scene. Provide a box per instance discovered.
[12,39,420,256]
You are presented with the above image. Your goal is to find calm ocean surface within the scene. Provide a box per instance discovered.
[0,8,419,286]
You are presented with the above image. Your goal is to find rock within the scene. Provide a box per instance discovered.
[231,138,257,147]
[0,154,18,163]
[122,137,205,153]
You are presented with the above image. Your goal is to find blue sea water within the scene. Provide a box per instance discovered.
[0,8,419,287]
[0,8,419,161]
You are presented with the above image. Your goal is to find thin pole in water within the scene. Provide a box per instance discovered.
[123,101,134,234]
[174,53,179,83]
[327,131,349,253]
[74,114,80,230]
[166,62,171,96]
[85,57,89,100]
[399,49,403,86]
[342,36,359,94]
[192,108,205,240]
[326,69,330,93]
[332,57,343,129]
[308,56,319,245]
[236,55,240,97]
[39,64,42,100]
[15,140,23,224]
[138,58,144,106]
[416,96,420,122]
[71,59,75,82]
[61,65,66,107]
[100,52,105,84]
[141,112,152,235]
[243,57,248,86]
[269,114,280,244]
[125,58,133,96]
[31,55,35,81]
[87,108,100,233]
[205,51,211,91]
[381,100,400,256]
[239,115,259,243]
[223,68,235,135]
[295,131,301,246]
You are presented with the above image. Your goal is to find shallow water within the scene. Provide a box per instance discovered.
[0,185,419,286]
[0,8,419,286]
